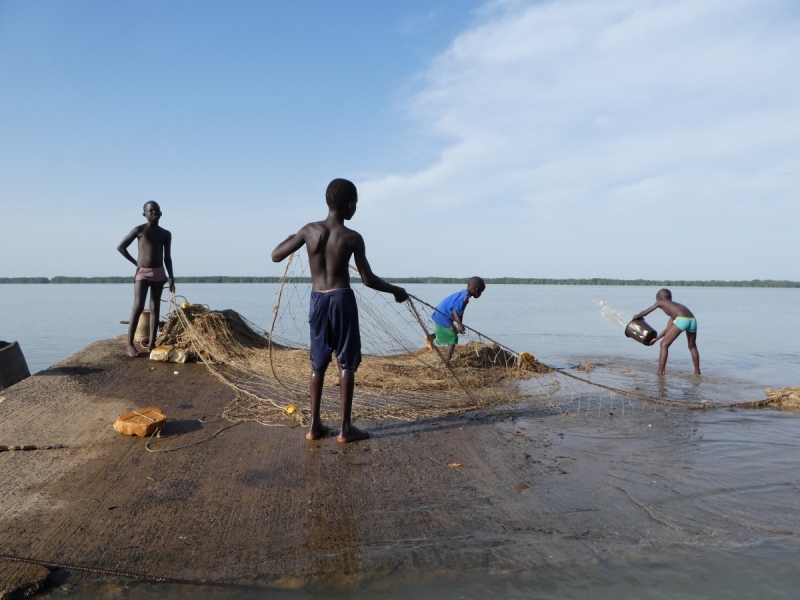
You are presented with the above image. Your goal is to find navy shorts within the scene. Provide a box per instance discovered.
[308,288,362,372]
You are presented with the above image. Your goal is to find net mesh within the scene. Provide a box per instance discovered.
[155,254,786,426]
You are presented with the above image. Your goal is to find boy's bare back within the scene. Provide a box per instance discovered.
[271,178,406,443]
[272,187,404,303]
[294,219,364,292]
[651,298,694,320]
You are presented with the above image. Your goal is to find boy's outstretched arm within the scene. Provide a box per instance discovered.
[117,227,141,268]
[353,235,408,303]
[164,231,175,293]
[272,230,306,263]
[633,301,660,320]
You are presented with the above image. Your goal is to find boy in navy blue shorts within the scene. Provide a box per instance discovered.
[426,277,485,364]
[272,179,408,442]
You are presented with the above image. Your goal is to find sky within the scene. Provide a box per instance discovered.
[1,0,799,280]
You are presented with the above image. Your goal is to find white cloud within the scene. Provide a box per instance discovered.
[359,0,800,279]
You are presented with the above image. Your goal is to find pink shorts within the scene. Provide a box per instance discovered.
[135,266,167,283]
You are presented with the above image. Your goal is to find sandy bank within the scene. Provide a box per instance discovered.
[1,337,799,595]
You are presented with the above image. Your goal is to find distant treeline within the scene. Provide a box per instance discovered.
[2,276,799,288]
[0,276,290,284]
[383,277,800,287]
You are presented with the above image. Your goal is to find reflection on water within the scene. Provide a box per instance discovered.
[555,356,767,404]
[387,541,800,600]
[43,540,800,599]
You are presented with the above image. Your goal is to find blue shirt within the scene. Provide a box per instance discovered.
[432,289,470,328]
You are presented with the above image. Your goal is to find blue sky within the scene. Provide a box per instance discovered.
[1,0,799,279]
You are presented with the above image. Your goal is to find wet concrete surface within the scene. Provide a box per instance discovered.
[1,336,799,595]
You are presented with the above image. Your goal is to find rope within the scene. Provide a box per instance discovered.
[166,295,292,418]
[145,421,242,453]
[267,252,306,405]
[131,411,156,422]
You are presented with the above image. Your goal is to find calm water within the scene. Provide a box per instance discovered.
[1,283,797,387]
[40,539,800,599]
[2,283,800,599]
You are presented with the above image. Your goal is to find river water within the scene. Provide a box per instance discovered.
[2,283,798,387]
[1,283,799,598]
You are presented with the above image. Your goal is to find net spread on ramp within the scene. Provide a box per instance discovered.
[155,255,791,426]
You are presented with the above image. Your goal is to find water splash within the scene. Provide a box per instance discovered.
[592,298,630,328]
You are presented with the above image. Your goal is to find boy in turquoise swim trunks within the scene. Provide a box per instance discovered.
[426,277,486,364]
[633,288,700,376]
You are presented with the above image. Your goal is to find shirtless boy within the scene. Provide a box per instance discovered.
[426,277,485,364]
[271,178,408,443]
[117,201,175,357]
[633,288,700,375]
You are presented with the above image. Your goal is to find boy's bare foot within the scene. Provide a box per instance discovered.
[306,424,330,440]
[425,334,435,350]
[337,426,369,443]
[125,344,140,357]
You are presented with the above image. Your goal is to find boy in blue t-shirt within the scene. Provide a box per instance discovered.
[426,277,486,364]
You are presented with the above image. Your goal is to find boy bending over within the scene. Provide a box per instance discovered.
[426,277,485,364]
[117,201,175,357]
[633,288,700,375]
[271,178,408,443]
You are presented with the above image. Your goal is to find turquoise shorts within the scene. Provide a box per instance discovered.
[674,317,697,333]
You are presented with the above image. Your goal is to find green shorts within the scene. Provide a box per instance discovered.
[434,323,458,346]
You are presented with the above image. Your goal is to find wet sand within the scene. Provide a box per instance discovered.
[1,337,799,596]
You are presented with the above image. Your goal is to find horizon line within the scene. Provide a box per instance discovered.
[1,276,799,288]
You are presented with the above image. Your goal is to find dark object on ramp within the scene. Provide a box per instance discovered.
[625,319,657,346]
[0,341,31,390]
[0,558,49,599]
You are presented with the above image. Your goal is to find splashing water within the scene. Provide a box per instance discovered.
[592,298,630,328]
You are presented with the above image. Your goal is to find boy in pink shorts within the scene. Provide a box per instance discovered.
[117,201,175,357]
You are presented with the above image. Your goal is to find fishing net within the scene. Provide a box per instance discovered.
[155,255,788,426]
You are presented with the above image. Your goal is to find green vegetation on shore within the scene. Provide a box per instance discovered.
[1,276,799,288]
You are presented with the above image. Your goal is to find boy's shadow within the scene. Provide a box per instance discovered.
[371,406,559,439]
[161,419,204,435]
[37,366,105,377]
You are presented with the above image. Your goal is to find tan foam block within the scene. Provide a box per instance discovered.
[169,348,194,363]
[149,346,172,362]
[113,407,167,437]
